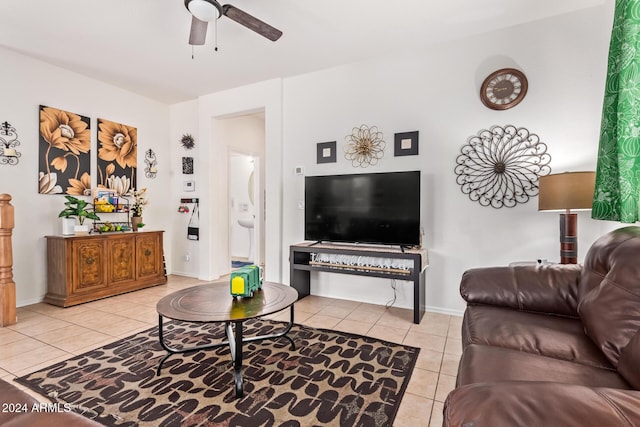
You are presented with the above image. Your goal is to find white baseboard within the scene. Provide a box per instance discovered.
[17,296,45,308]
[424,305,464,317]
[169,270,200,278]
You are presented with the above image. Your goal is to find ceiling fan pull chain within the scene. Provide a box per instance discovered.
[214,17,219,52]
[192,45,195,60]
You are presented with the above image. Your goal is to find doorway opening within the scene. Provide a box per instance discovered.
[230,152,259,268]
[221,112,265,273]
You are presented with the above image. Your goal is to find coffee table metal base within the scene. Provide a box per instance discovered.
[156,306,295,398]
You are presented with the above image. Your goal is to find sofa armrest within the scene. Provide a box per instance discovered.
[443,382,640,427]
[460,264,582,316]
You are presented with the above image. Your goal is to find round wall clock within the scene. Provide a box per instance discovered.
[480,68,528,110]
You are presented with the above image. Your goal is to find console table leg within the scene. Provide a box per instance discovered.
[412,268,426,324]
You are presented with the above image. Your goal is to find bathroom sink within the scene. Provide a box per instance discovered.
[238,218,254,229]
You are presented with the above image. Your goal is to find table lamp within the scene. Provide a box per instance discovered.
[538,171,596,264]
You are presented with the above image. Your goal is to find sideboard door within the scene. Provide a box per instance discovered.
[108,236,135,284]
[136,233,162,280]
[71,239,107,295]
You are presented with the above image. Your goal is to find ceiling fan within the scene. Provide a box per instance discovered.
[184,0,282,45]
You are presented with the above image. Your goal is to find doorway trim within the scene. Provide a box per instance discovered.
[195,79,283,283]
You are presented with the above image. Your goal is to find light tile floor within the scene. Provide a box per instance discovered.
[0,275,461,427]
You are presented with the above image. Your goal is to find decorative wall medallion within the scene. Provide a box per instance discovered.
[454,125,551,208]
[181,133,195,150]
[38,105,91,195]
[182,156,194,174]
[317,141,337,164]
[394,131,419,156]
[97,118,137,195]
[0,121,21,165]
[144,149,158,179]
[344,125,385,168]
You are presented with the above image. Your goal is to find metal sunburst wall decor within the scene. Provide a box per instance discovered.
[181,133,195,150]
[454,125,551,208]
[345,124,386,168]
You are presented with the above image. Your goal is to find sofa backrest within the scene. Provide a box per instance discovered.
[578,226,640,387]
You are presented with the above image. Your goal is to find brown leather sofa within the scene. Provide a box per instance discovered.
[0,378,102,426]
[443,226,640,426]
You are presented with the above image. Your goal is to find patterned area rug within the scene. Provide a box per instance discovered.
[15,319,419,426]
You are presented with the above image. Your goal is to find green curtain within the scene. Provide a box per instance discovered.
[593,0,640,223]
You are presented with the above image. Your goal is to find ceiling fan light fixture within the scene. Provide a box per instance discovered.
[187,0,221,22]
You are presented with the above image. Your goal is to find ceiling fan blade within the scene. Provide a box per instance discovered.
[222,4,282,41]
[189,15,208,45]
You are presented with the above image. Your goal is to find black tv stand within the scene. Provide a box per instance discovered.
[289,242,428,324]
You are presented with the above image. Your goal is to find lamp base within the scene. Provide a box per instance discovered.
[559,213,578,264]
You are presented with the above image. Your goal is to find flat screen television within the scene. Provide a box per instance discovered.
[304,171,420,246]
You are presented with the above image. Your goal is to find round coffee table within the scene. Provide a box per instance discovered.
[156,281,298,398]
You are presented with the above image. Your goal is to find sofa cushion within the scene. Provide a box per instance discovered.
[578,226,640,372]
[618,330,640,389]
[462,305,613,371]
[457,344,631,389]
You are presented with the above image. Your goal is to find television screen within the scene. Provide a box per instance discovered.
[304,171,420,246]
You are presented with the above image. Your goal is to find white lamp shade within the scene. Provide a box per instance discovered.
[188,0,220,22]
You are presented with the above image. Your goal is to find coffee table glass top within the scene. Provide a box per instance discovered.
[156,281,298,322]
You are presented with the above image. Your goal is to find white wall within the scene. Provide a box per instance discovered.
[280,5,619,314]
[169,100,200,277]
[0,46,172,306]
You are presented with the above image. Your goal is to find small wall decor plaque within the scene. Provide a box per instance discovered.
[454,125,551,208]
[317,141,337,164]
[394,131,419,156]
[182,156,194,174]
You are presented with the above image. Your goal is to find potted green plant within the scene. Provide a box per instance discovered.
[127,188,147,232]
[58,195,100,235]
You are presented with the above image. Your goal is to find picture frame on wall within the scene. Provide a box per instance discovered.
[97,117,137,193]
[182,156,194,174]
[394,131,419,157]
[317,141,337,164]
[38,105,92,195]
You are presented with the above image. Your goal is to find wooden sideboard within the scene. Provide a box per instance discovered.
[45,231,167,307]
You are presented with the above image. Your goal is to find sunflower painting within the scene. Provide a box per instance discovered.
[96,118,137,196]
[38,105,92,195]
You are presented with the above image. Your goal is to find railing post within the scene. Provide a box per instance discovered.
[0,194,16,326]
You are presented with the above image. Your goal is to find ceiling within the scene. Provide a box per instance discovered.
[0,0,608,104]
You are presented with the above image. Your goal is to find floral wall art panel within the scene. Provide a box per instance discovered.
[38,105,91,195]
[97,118,137,195]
